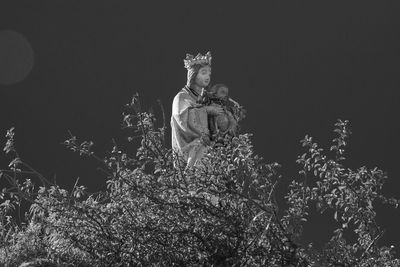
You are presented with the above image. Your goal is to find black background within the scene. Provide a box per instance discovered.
[1,1,399,252]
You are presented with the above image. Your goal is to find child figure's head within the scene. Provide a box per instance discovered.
[210,83,229,100]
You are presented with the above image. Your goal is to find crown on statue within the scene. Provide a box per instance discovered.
[184,51,212,69]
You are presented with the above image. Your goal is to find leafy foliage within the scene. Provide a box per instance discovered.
[0,95,399,266]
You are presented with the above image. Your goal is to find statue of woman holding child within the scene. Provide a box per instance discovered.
[171,51,245,167]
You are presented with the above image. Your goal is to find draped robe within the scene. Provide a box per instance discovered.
[171,87,209,167]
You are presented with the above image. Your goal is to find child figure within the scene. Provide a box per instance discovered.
[207,84,245,141]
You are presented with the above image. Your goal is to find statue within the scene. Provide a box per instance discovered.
[171,52,223,167]
[171,52,245,167]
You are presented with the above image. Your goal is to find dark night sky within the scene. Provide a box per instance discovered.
[1,1,400,251]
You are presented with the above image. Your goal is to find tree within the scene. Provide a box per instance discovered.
[0,94,399,266]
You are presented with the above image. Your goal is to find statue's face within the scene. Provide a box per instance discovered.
[194,65,211,88]
[216,86,229,99]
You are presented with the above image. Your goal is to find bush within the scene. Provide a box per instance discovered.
[0,94,399,266]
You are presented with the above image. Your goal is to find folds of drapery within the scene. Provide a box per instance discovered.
[171,89,210,168]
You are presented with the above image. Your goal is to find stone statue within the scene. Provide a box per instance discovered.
[171,52,223,167]
[171,52,245,167]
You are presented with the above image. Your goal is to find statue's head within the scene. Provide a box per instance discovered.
[184,52,212,88]
[210,83,229,100]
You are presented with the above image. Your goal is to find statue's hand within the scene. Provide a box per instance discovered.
[205,105,224,116]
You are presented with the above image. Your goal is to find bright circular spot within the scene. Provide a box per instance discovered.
[0,30,34,85]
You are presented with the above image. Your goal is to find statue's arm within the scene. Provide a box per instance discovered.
[226,98,246,122]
